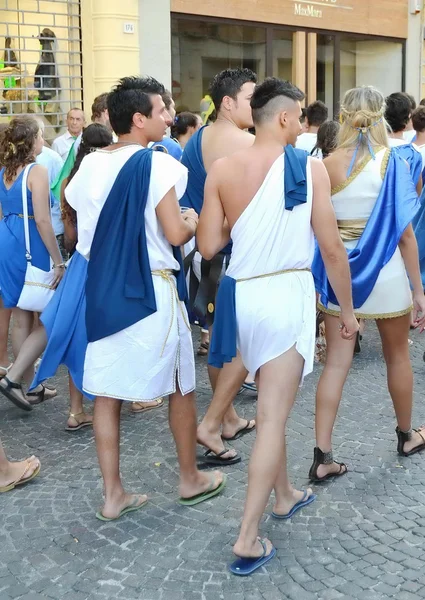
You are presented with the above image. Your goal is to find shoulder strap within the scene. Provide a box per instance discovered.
[21,164,34,260]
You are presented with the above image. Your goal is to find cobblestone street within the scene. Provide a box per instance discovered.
[1,325,425,600]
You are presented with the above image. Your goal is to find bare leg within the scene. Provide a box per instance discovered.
[168,387,223,498]
[272,436,314,516]
[1,324,48,404]
[314,314,355,479]
[0,438,40,488]
[94,396,146,518]
[0,299,12,367]
[11,308,35,385]
[233,347,303,559]
[198,352,249,458]
[376,314,425,453]
[66,376,92,429]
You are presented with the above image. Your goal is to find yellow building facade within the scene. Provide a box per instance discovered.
[0,0,423,140]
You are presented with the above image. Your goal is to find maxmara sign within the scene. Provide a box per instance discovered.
[293,0,353,19]
[172,0,408,39]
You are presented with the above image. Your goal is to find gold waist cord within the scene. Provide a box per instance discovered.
[337,219,367,242]
[151,269,190,357]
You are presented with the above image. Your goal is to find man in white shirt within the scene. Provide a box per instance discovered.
[296,100,328,155]
[34,118,65,253]
[51,108,85,160]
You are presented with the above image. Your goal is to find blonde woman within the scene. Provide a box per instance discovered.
[311,86,425,482]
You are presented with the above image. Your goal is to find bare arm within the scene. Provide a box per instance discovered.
[311,159,358,338]
[417,177,423,197]
[28,165,64,286]
[156,186,197,247]
[60,179,77,252]
[197,162,230,260]
[399,224,425,331]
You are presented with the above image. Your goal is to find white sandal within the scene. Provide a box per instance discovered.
[0,363,13,380]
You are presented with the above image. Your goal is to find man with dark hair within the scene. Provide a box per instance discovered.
[296,99,328,155]
[403,92,417,143]
[66,76,225,519]
[198,77,357,574]
[91,93,111,129]
[412,106,425,164]
[151,90,183,160]
[386,92,422,194]
[181,67,257,468]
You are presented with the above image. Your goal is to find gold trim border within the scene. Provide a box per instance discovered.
[317,302,413,320]
[24,281,55,289]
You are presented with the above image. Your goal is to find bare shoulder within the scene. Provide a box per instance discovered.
[28,163,48,181]
[310,157,330,183]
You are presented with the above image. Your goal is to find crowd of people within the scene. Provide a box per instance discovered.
[1,69,425,576]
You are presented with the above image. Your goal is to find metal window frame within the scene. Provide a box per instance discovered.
[0,0,83,138]
[171,12,407,108]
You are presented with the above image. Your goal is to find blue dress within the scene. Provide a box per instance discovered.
[31,250,94,399]
[0,166,50,307]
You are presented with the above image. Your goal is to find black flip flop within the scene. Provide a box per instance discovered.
[0,377,32,412]
[197,448,241,467]
[222,419,256,441]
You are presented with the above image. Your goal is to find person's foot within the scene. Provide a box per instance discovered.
[0,455,40,489]
[66,411,93,431]
[273,487,314,517]
[130,398,164,413]
[233,536,273,559]
[403,426,425,454]
[315,461,347,480]
[197,423,238,461]
[222,417,256,440]
[179,470,224,500]
[100,491,148,520]
[0,377,28,405]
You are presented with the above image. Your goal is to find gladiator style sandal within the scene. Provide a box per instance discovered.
[396,427,425,457]
[308,447,347,483]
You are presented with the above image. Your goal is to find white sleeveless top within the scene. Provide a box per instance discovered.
[319,148,412,319]
[227,153,316,382]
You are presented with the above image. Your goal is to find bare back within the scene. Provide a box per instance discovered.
[201,122,254,173]
[214,145,284,229]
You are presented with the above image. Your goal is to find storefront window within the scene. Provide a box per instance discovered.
[272,30,293,81]
[171,17,266,113]
[340,35,403,99]
[317,34,335,117]
[0,0,82,144]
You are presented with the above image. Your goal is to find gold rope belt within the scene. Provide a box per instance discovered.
[236,267,311,283]
[151,269,191,356]
[17,214,35,219]
[337,219,367,242]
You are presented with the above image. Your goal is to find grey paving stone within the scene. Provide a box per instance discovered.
[1,325,425,599]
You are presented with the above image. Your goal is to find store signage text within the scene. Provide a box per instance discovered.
[293,0,352,19]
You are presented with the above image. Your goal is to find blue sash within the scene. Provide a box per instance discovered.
[413,186,425,287]
[313,149,420,309]
[393,144,422,187]
[86,149,187,343]
[181,126,232,255]
[209,145,308,368]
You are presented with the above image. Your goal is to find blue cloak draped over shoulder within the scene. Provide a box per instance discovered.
[181,126,232,255]
[393,144,423,187]
[86,148,187,343]
[208,145,308,369]
[313,149,420,310]
[413,186,425,287]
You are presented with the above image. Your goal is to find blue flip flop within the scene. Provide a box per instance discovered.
[272,490,316,520]
[229,539,276,576]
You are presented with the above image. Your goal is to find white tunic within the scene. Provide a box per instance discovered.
[319,148,412,319]
[226,154,316,382]
[65,145,195,402]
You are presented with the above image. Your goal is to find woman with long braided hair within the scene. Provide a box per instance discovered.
[311,86,425,482]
